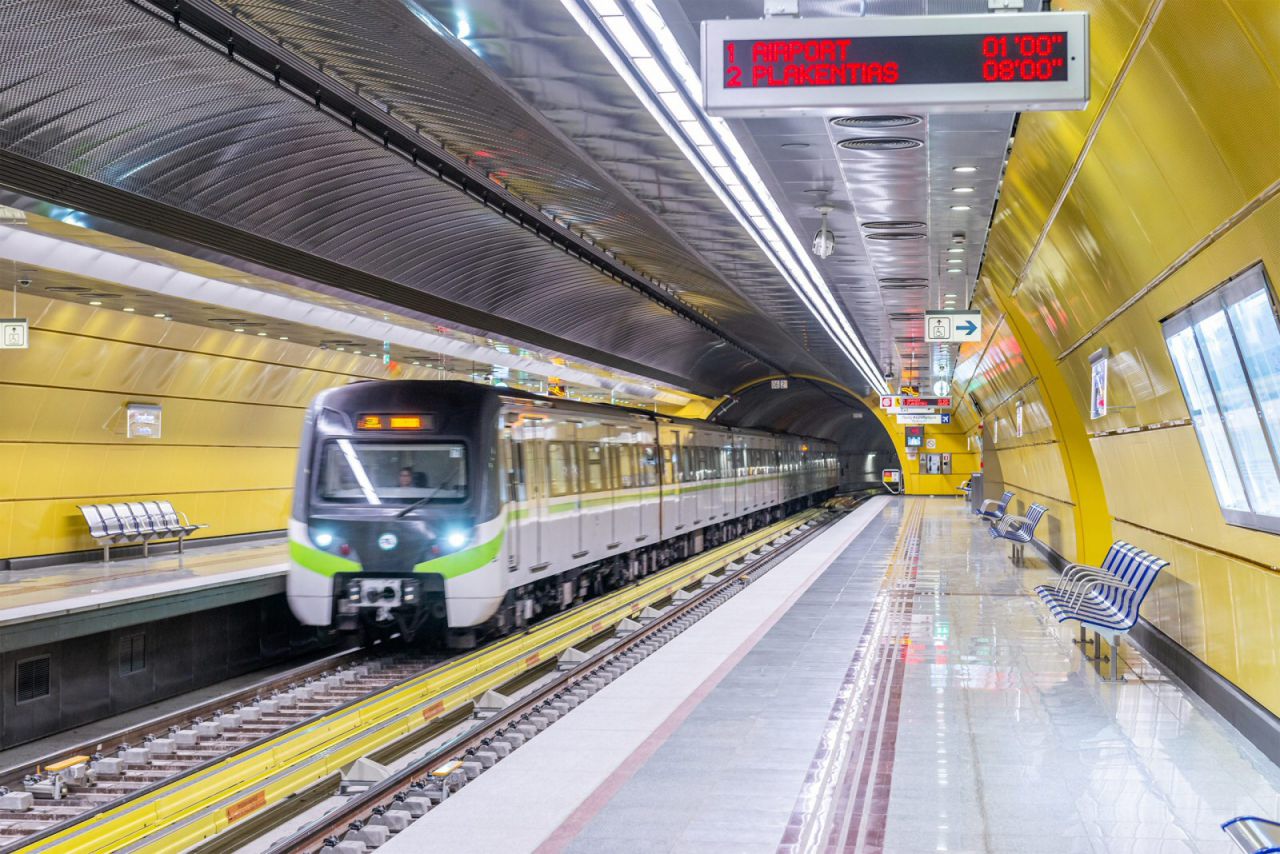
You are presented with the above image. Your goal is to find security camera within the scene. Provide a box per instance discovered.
[16,277,31,288]
[812,205,835,260]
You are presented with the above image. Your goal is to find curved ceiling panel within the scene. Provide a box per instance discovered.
[711,380,895,450]
[0,0,801,394]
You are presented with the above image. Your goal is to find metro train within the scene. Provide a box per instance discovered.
[287,381,838,646]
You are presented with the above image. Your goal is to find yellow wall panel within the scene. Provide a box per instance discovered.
[0,292,433,559]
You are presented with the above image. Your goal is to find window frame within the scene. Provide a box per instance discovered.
[1162,263,1280,535]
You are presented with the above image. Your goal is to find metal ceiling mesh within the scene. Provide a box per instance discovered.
[0,0,850,394]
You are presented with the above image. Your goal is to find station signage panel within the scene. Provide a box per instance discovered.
[702,12,1089,117]
[925,311,983,343]
[1,318,28,349]
[898,412,952,426]
[883,395,952,410]
[881,468,901,484]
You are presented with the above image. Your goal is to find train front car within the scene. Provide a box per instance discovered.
[287,381,504,643]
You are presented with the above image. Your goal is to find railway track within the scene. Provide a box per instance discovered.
[3,506,841,854]
[264,502,849,853]
[0,652,444,843]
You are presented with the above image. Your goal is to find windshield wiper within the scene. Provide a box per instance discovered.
[395,472,458,519]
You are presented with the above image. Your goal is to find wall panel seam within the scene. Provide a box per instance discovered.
[997,480,1076,507]
[1113,516,1280,575]
[0,487,292,503]
[1009,0,1167,297]
[0,380,312,410]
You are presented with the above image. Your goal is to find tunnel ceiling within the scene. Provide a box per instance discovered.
[0,0,874,398]
[710,380,896,451]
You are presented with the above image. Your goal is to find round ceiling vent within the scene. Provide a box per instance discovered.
[837,137,923,151]
[863,220,926,230]
[867,232,926,240]
[831,115,921,129]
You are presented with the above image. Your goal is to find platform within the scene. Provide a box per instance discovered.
[382,497,1280,854]
[0,539,288,652]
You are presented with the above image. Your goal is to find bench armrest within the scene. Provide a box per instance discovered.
[1064,576,1139,612]
[995,515,1028,534]
[1058,563,1107,587]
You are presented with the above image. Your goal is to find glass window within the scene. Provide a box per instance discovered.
[1163,264,1280,532]
[318,440,467,505]
[548,442,573,497]
[641,445,658,486]
[584,444,605,492]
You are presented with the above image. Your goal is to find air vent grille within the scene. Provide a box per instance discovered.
[831,115,921,128]
[864,221,926,230]
[867,232,926,240]
[16,656,50,703]
[837,137,922,151]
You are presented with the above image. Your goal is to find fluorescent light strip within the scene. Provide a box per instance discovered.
[0,224,690,405]
[563,0,888,395]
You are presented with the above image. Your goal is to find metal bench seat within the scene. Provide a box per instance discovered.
[989,502,1048,565]
[1035,540,1168,681]
[76,500,209,563]
[977,490,1014,521]
[1221,815,1280,853]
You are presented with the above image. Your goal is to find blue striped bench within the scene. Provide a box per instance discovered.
[990,503,1048,565]
[977,490,1014,521]
[1222,815,1280,853]
[1035,540,1168,681]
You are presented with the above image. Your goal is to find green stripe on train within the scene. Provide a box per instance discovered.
[289,540,360,578]
[413,530,505,579]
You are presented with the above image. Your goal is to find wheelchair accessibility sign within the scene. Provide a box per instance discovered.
[0,318,28,349]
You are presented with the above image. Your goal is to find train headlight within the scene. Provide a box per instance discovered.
[444,530,469,550]
[346,581,361,602]
[314,531,334,549]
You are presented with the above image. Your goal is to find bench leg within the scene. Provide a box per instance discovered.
[103,543,110,564]
[178,534,185,555]
[143,539,149,558]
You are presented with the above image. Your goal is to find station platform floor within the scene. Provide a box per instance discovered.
[382,496,1280,854]
[0,538,287,651]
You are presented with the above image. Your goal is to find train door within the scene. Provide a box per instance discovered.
[570,422,588,560]
[501,418,521,570]
[639,440,659,545]
[525,420,549,570]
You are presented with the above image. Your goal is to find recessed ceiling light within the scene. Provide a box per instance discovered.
[257,331,268,336]
[233,327,245,332]
[89,300,102,306]
[947,269,963,274]
[781,142,810,149]
[153,313,166,318]
[354,350,363,355]
[953,166,978,173]
[948,248,965,253]
[279,336,289,341]
[951,205,971,211]
[123,307,135,312]
[336,347,345,351]
[952,187,975,193]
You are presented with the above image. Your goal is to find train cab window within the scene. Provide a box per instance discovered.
[1164,264,1280,533]
[584,444,605,492]
[317,440,467,505]
[548,442,574,497]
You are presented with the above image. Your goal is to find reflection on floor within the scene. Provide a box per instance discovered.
[371,497,1280,854]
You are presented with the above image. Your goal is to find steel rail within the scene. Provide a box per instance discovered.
[267,504,854,853]
[11,511,820,854]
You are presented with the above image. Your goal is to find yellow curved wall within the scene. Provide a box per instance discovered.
[0,292,432,560]
[965,0,1280,713]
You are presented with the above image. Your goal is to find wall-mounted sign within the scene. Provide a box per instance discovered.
[881,468,901,484]
[925,311,983,343]
[932,379,950,397]
[548,378,566,398]
[0,318,28,349]
[770,378,789,389]
[925,438,937,450]
[1089,348,1108,419]
[904,425,924,448]
[126,403,162,439]
[898,412,952,426]
[702,12,1089,117]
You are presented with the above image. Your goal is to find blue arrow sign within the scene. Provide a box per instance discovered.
[956,320,977,336]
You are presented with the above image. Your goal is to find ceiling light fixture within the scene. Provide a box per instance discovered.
[89,300,102,306]
[233,327,245,332]
[279,336,289,341]
[561,0,887,394]
[153,313,166,318]
[952,187,975,193]
[123,307,135,312]
[948,248,965,253]
[951,205,972,211]
[812,205,835,259]
[953,166,978,173]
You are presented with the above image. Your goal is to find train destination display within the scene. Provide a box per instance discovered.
[702,12,1089,116]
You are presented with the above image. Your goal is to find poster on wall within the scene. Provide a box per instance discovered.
[1089,348,1109,419]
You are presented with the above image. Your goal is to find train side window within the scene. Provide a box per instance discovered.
[616,444,634,488]
[584,444,605,492]
[548,442,572,497]
[642,445,658,486]
[1164,264,1280,533]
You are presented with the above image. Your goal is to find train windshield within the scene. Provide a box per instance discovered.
[317,440,468,505]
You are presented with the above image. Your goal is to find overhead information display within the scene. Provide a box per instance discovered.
[702,12,1089,116]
